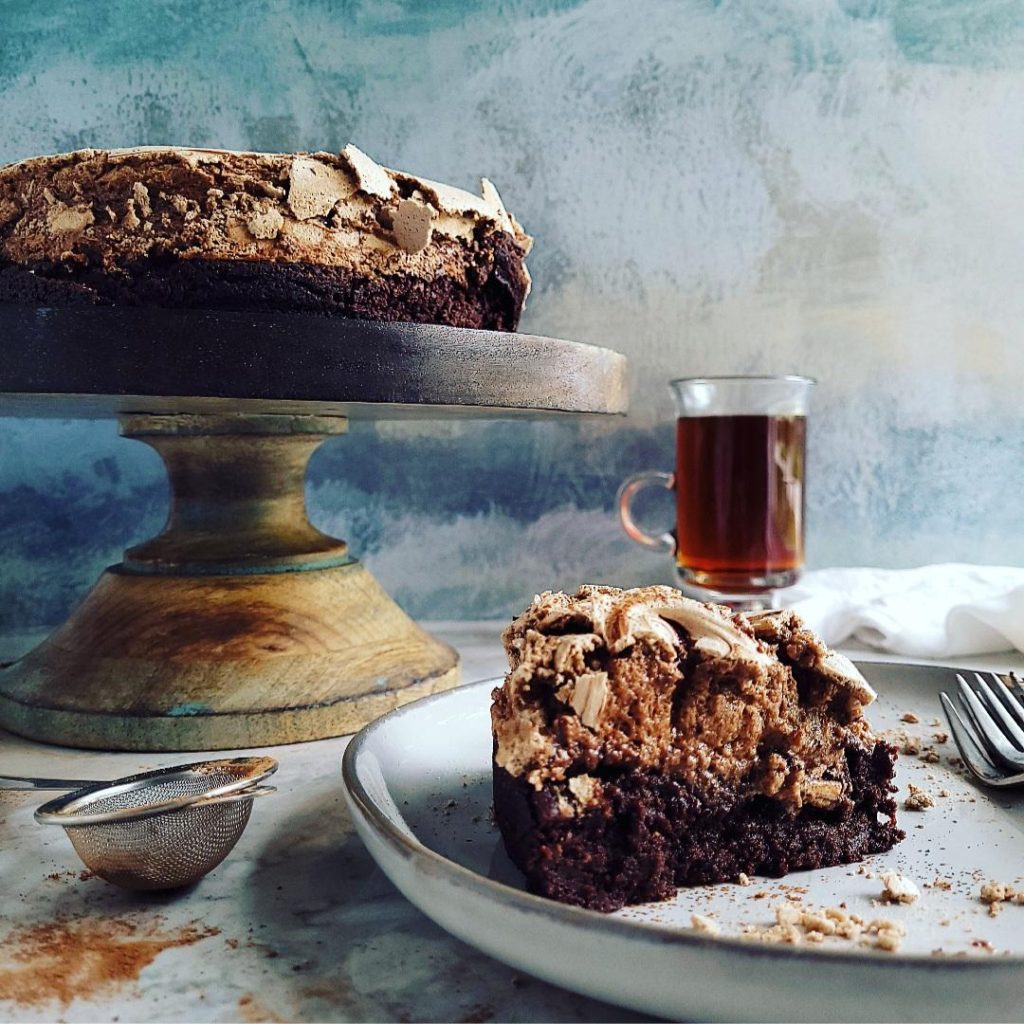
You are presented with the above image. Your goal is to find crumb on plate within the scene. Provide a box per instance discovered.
[691,913,721,936]
[904,783,935,811]
[880,871,920,905]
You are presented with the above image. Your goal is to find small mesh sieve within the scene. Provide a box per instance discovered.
[31,756,277,891]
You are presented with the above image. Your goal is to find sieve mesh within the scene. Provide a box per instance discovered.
[63,770,241,818]
[33,757,276,891]
[67,798,254,890]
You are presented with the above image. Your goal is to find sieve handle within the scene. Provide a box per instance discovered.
[0,774,108,791]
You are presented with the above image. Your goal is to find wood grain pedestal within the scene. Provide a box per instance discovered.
[0,413,460,750]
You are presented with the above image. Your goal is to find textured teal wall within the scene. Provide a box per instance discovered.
[2,0,1024,629]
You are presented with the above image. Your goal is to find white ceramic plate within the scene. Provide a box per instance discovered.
[342,664,1024,1022]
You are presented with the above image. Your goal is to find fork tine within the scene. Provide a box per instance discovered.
[955,685,1005,765]
[998,671,1024,713]
[941,692,1007,786]
[957,674,994,740]
[956,687,1000,765]
[957,674,1024,770]
[978,672,1024,744]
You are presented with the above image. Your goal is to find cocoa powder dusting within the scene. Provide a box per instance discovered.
[237,992,287,1023]
[0,915,219,1007]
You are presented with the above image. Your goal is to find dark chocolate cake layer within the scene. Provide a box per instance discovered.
[0,239,527,328]
[0,146,532,330]
[494,741,902,913]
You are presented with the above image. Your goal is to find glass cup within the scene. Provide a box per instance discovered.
[618,375,814,608]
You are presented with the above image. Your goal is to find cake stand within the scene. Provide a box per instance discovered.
[0,306,627,751]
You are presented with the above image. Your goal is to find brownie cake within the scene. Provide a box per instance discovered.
[0,145,532,329]
[491,585,902,912]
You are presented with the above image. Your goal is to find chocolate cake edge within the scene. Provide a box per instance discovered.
[493,740,903,913]
[0,229,528,330]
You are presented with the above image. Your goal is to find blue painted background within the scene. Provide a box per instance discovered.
[2,0,1024,632]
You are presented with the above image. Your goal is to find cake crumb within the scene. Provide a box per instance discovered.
[880,871,920,904]
[775,904,800,926]
[823,907,863,939]
[933,731,949,744]
[746,911,803,945]
[904,784,935,811]
[798,910,837,936]
[931,877,953,891]
[742,903,904,951]
[871,926,905,952]
[919,749,941,763]
[902,736,922,755]
[691,913,721,936]
[980,881,1016,905]
[736,872,751,886]
[901,712,920,723]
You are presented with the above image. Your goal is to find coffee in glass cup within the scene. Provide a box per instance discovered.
[618,375,814,608]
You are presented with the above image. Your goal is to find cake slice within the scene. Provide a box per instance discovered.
[0,145,531,330]
[491,585,902,912]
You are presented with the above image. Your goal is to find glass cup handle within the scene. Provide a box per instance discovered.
[617,472,676,554]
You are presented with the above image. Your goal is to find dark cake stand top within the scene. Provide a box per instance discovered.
[0,307,628,419]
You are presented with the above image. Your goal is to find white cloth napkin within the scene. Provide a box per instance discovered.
[780,564,1024,658]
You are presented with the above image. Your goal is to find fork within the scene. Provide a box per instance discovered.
[940,672,1024,787]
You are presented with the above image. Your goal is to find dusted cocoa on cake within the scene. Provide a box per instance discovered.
[491,585,902,912]
[0,145,532,329]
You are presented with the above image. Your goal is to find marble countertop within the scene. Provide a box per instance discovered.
[2,625,1023,1023]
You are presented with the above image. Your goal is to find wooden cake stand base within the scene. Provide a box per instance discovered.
[0,412,459,750]
[0,307,627,751]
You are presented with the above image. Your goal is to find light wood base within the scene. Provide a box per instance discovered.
[0,562,459,750]
[0,413,461,751]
